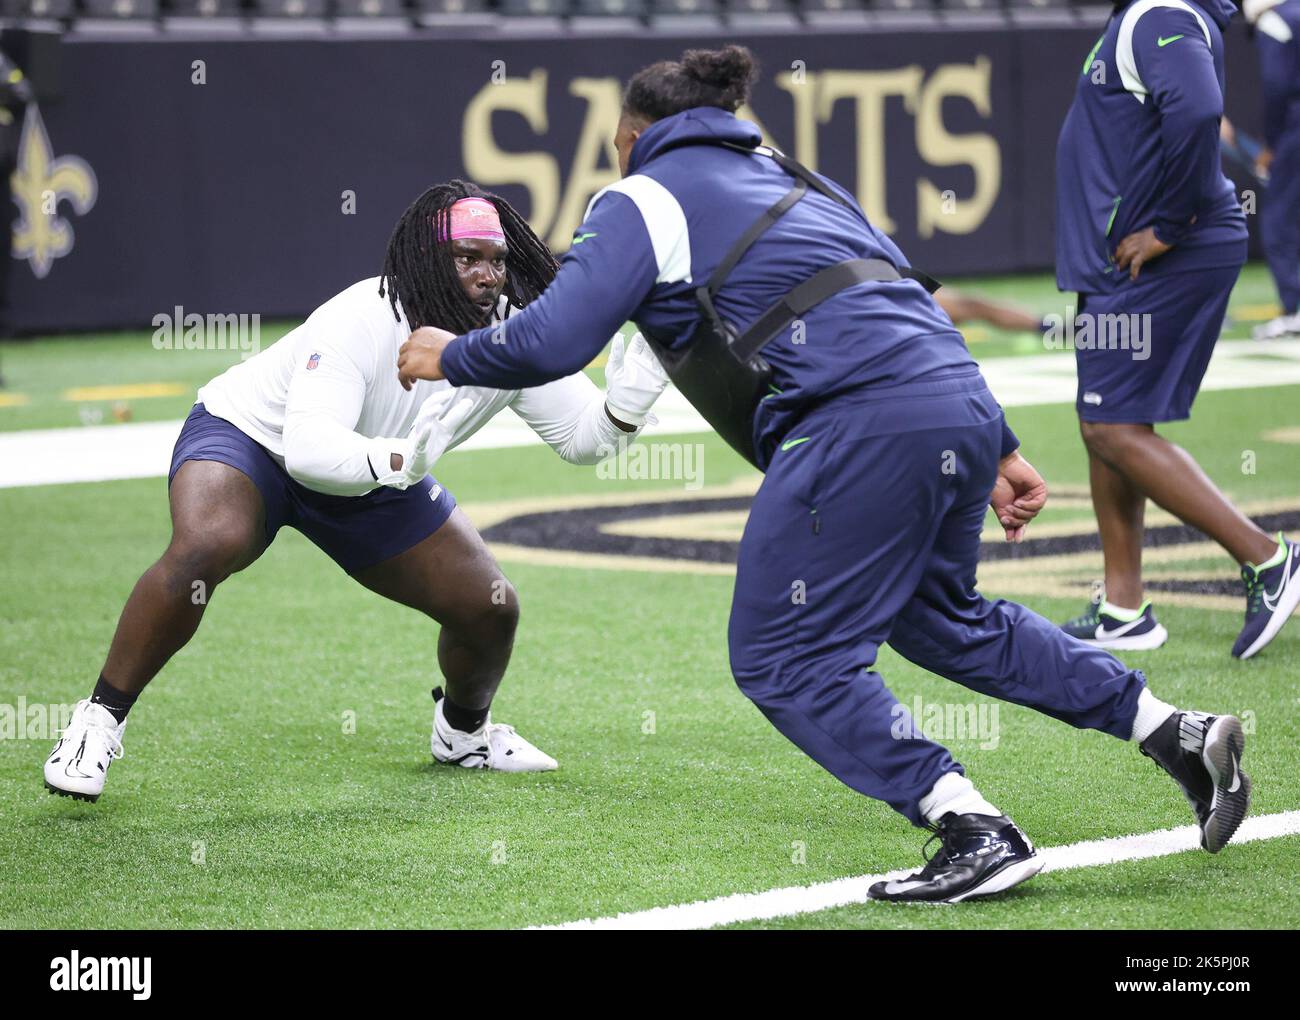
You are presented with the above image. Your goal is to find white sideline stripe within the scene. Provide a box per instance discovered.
[0,387,713,490]
[534,809,1300,930]
[4,339,1300,490]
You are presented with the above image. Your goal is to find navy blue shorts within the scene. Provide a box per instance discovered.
[168,404,457,575]
[1075,257,1242,423]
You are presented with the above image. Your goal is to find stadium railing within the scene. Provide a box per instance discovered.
[0,0,1115,31]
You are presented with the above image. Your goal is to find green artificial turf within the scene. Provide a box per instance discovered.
[1,268,1297,929]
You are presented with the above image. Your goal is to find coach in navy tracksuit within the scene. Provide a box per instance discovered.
[399,46,1253,901]
[1246,0,1300,334]
[1056,0,1300,660]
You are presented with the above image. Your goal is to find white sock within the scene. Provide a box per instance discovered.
[920,771,1000,824]
[1129,688,1177,743]
[1101,599,1145,621]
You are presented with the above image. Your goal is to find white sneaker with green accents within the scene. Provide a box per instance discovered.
[1061,600,1169,650]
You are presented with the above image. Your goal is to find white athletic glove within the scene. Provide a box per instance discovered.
[604,332,670,428]
[366,390,474,490]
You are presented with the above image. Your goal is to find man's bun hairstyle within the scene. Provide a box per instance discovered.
[623,44,758,122]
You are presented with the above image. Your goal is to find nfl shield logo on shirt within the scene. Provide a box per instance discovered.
[306,352,321,371]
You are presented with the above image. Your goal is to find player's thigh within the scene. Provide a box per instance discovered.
[728,428,947,682]
[889,493,996,669]
[353,507,517,628]
[888,423,1004,667]
[167,459,270,577]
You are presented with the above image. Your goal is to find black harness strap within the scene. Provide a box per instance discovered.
[639,138,944,468]
[732,258,906,363]
[700,142,941,361]
[697,175,807,340]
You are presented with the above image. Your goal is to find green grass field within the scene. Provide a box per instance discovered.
[1,267,1297,929]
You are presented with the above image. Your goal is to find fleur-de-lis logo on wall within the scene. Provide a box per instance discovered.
[10,106,98,279]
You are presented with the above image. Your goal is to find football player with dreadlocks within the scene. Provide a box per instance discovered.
[43,180,670,803]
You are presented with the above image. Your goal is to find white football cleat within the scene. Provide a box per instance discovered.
[44,700,126,802]
[430,688,557,772]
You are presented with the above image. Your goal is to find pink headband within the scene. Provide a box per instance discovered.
[436,197,505,243]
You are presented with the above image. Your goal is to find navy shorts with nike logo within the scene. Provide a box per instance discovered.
[1075,250,1244,424]
[168,404,457,574]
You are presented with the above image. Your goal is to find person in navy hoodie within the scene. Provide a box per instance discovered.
[1243,0,1300,339]
[398,45,1253,902]
[1056,0,1300,659]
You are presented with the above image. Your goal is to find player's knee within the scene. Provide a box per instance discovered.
[165,520,260,589]
[476,577,520,639]
[1079,420,1138,462]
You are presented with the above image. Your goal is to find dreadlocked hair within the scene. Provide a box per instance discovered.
[379,179,559,334]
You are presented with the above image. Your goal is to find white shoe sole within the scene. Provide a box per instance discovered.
[945,855,1045,903]
[1081,623,1169,651]
[431,732,557,772]
[431,755,557,772]
[43,776,102,802]
[1200,716,1251,853]
[1236,568,1300,660]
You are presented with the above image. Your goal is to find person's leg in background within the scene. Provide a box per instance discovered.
[1064,261,1298,658]
[1085,433,1149,612]
[1255,137,1300,338]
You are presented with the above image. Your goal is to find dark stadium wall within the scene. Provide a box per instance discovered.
[4,21,1268,334]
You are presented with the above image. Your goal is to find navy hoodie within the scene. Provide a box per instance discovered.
[1055,0,1248,294]
[442,106,1007,469]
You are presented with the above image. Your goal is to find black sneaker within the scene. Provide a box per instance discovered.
[1140,711,1251,853]
[1232,534,1300,660]
[1061,599,1168,650]
[868,813,1043,904]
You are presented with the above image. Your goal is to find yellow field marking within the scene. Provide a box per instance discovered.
[62,382,189,402]
[1233,303,1282,322]
[489,543,738,576]
[603,510,751,543]
[460,473,762,530]
[1263,427,1300,444]
[977,540,1251,613]
[0,392,30,408]
[472,485,1300,614]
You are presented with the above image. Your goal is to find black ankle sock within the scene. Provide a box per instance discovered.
[90,675,137,724]
[441,693,489,733]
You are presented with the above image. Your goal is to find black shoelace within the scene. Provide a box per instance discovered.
[915,822,960,878]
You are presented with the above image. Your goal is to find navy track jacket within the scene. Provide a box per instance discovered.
[1055,0,1249,295]
[442,106,1016,469]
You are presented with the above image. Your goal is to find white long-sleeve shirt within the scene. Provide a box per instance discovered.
[197,278,637,496]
